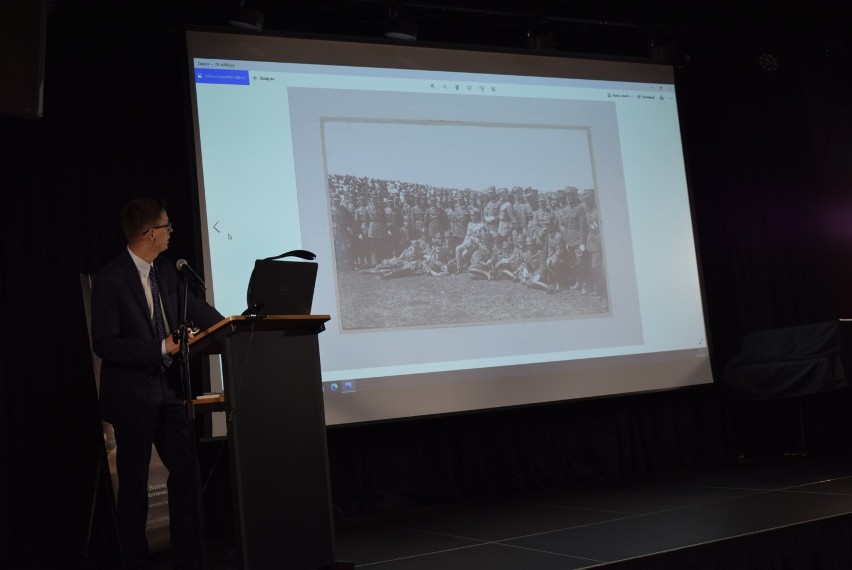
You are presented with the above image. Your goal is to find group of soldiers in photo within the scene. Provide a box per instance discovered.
[328,174,606,300]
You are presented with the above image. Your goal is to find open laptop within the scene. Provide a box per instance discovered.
[245,250,318,316]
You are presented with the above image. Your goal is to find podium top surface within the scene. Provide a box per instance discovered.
[176,314,330,356]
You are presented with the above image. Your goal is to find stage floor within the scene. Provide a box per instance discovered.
[331,451,852,569]
[119,450,852,569]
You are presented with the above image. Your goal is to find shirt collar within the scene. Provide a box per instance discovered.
[128,246,153,278]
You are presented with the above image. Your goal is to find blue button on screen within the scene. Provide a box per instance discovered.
[194,69,250,85]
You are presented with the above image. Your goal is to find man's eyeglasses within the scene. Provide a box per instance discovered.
[144,222,173,234]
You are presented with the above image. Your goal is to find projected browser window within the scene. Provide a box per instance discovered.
[187,32,710,425]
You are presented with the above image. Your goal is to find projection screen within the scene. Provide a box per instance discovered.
[184,30,713,426]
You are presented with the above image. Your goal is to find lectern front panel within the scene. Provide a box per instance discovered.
[224,328,334,569]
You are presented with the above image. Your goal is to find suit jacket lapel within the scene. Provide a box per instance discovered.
[121,251,157,338]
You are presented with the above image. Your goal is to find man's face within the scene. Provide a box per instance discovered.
[149,212,172,255]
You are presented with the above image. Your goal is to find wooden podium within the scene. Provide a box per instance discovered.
[187,315,347,570]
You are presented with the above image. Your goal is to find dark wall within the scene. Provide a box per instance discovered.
[2,6,852,566]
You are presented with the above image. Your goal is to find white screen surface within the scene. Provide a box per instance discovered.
[185,31,712,426]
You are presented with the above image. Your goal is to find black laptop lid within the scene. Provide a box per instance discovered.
[245,251,318,316]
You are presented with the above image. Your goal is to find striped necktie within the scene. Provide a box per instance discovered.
[149,265,172,367]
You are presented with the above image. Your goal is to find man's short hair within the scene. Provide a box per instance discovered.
[120,197,166,241]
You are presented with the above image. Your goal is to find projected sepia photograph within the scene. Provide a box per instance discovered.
[324,119,609,331]
[190,35,706,425]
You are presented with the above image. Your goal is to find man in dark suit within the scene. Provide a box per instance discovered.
[91,197,224,569]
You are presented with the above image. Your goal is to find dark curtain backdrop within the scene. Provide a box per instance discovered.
[2,7,852,567]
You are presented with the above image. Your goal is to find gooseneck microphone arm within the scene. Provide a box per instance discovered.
[176,258,207,290]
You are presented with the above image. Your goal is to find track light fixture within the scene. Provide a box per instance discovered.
[228,1,264,31]
[524,24,555,50]
[385,4,417,41]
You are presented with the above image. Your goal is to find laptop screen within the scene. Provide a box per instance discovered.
[245,258,318,316]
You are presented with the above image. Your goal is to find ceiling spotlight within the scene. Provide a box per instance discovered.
[228,2,264,31]
[525,25,555,50]
[648,34,675,60]
[385,5,417,41]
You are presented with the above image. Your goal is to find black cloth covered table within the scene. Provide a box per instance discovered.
[725,321,847,399]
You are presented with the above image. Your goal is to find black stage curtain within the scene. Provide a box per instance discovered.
[2,9,852,566]
[327,386,736,518]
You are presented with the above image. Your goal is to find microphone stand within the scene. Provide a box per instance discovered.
[178,277,206,569]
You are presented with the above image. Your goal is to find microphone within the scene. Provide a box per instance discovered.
[176,259,207,290]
